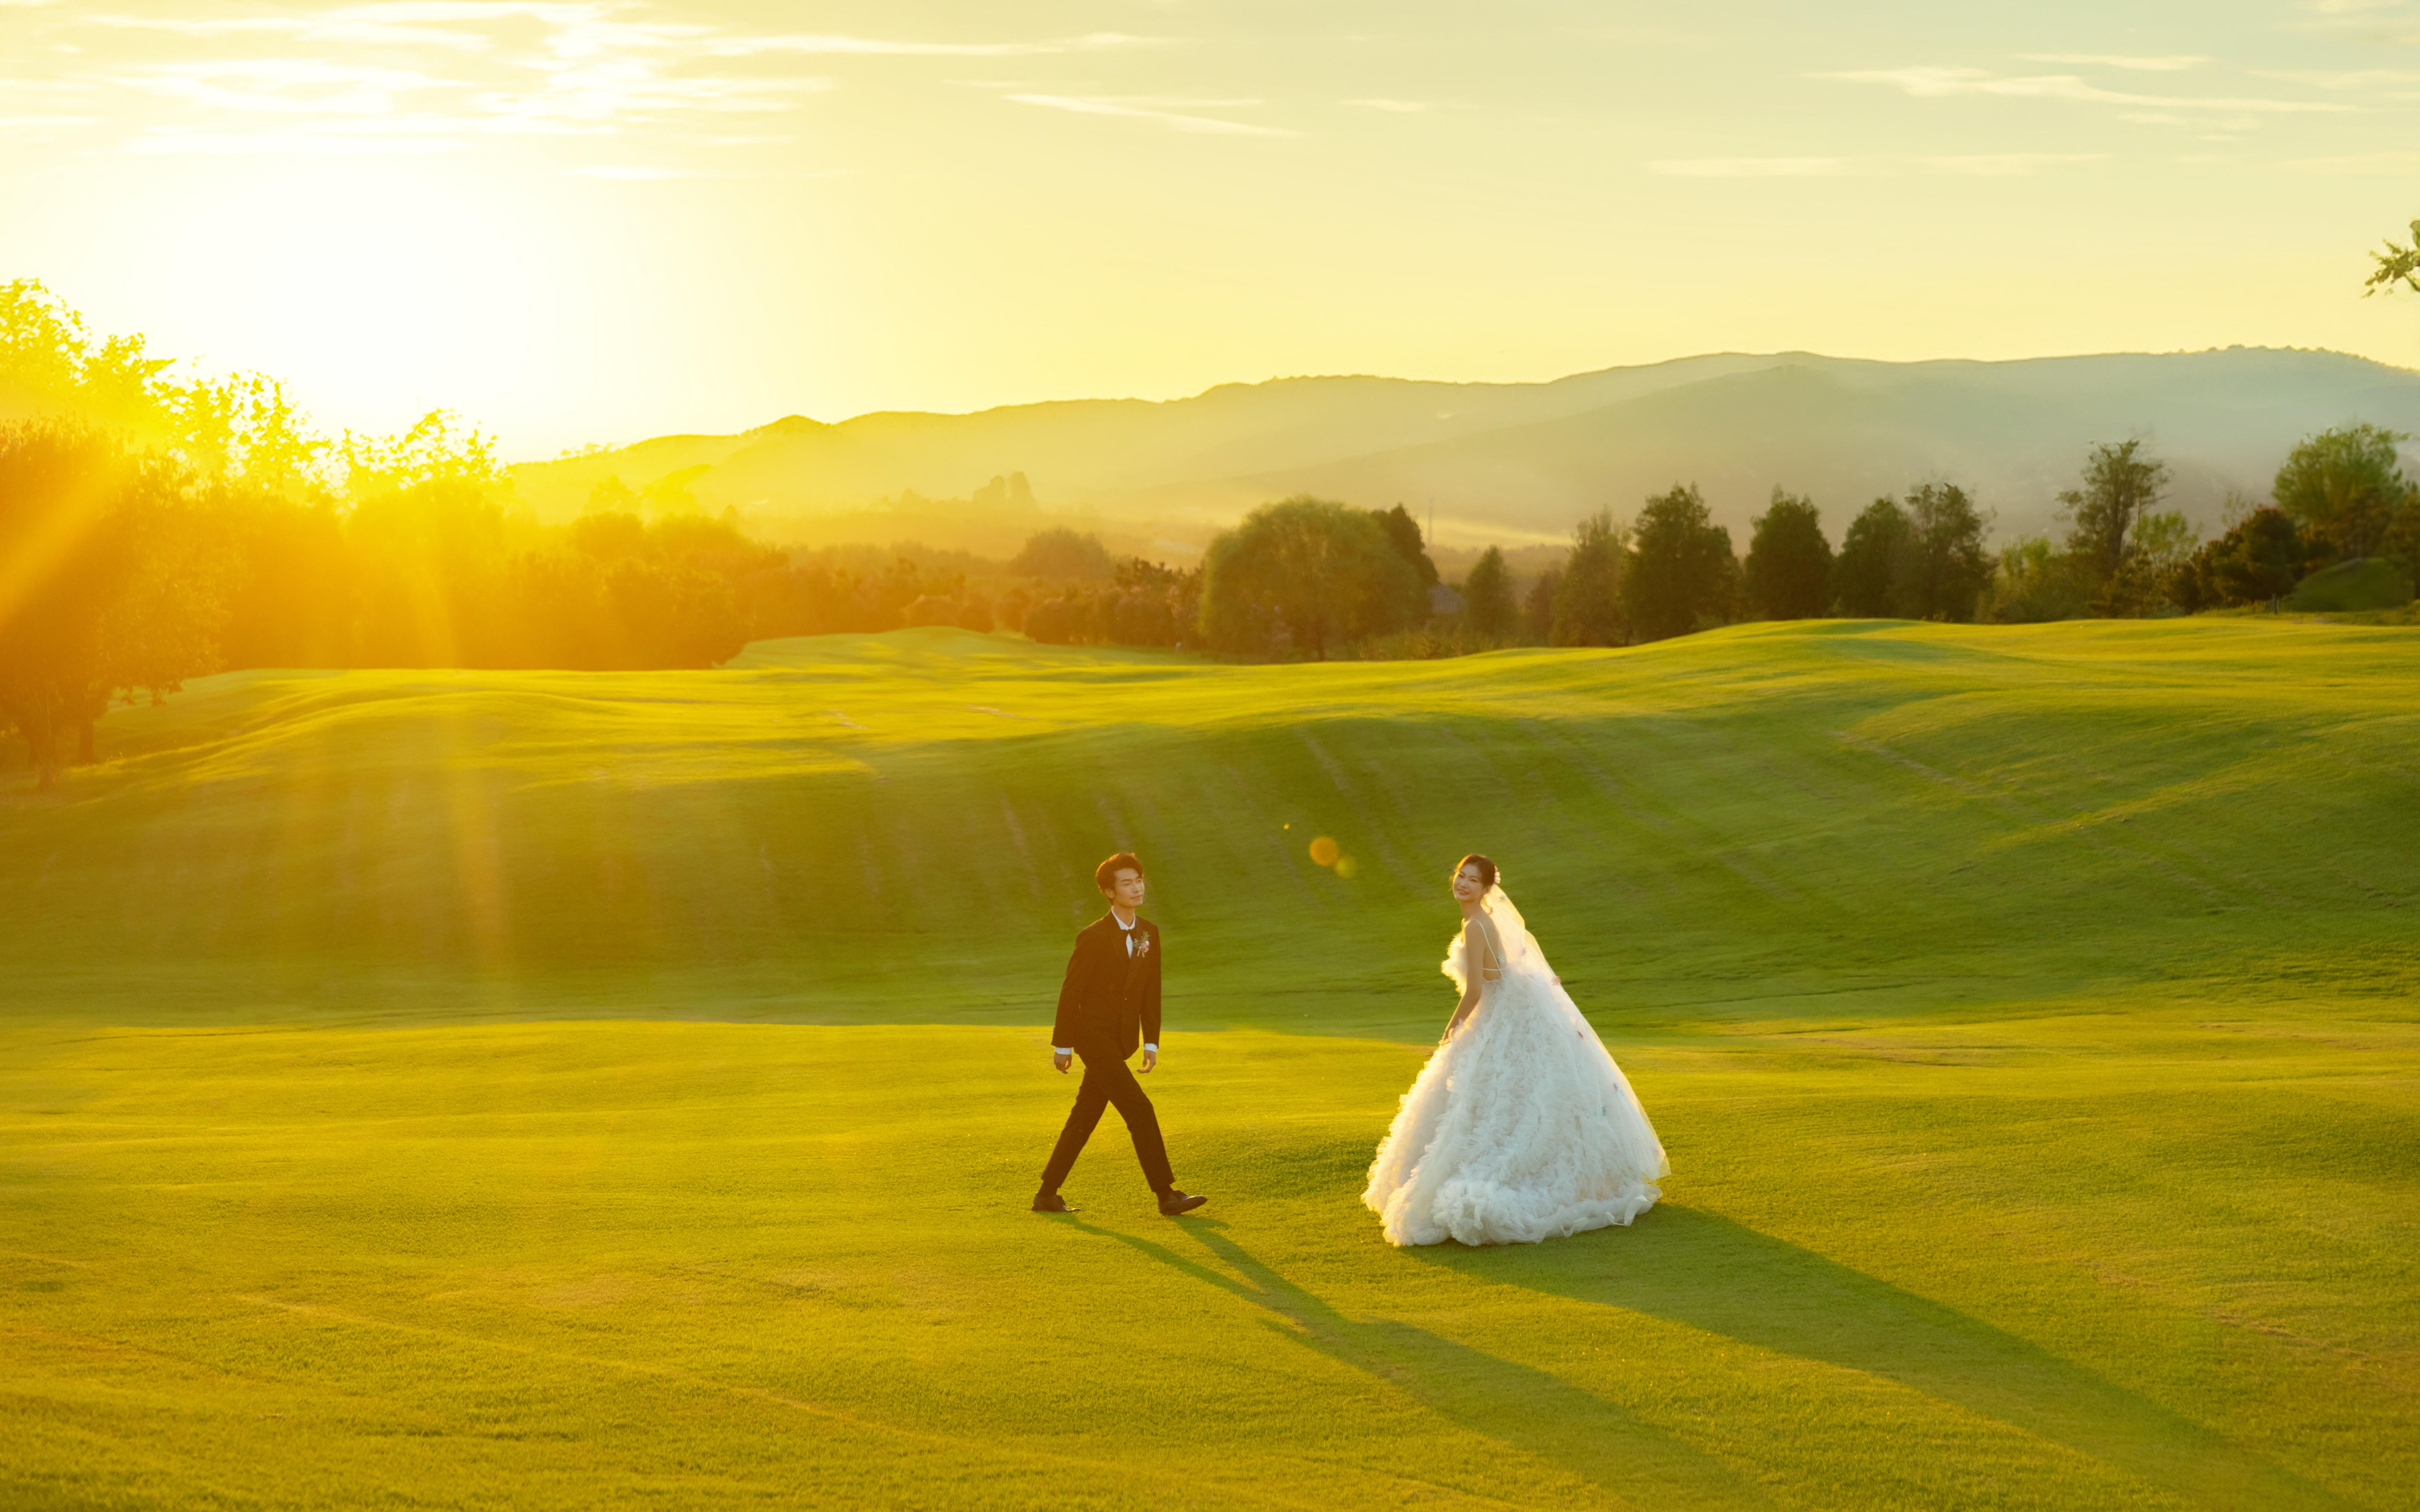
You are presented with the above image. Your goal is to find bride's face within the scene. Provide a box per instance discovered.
[1451,864,1486,904]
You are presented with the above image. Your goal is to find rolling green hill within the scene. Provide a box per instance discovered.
[5,619,2414,1030]
[3,622,2415,1509]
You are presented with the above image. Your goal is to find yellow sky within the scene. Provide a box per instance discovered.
[6,1,2420,456]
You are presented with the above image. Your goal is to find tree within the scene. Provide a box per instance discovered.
[1461,546,1516,638]
[2365,218,2420,297]
[0,422,226,786]
[1743,488,1832,619]
[1370,504,1440,595]
[2272,424,2410,561]
[1833,497,1907,617]
[2212,508,2307,608]
[1620,485,1736,641]
[1523,567,1562,644]
[2058,440,2170,592]
[1893,482,1993,622]
[1551,510,1629,645]
[1009,527,1113,580]
[1985,535,2095,623]
[1197,496,1421,659]
[2105,509,2200,616]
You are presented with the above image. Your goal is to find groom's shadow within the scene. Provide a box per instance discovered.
[1070,1216,1775,1508]
[1405,1204,2355,1511]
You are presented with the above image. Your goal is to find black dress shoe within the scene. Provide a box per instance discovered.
[1032,1193,1080,1213]
[1157,1191,1208,1216]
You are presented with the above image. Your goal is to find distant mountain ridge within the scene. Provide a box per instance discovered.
[511,348,2420,547]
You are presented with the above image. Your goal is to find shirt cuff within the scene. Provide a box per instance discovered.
[1143,1043,1158,1052]
[1052,1047,1071,1055]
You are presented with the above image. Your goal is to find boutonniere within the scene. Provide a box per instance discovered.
[1136,936,1152,957]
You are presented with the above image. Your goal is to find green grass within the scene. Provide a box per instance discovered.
[3,620,2416,1507]
[2287,558,2415,614]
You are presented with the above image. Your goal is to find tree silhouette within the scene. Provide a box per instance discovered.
[1461,546,1516,638]
[2058,440,2170,590]
[1621,485,1735,642]
[1894,482,1993,622]
[1743,488,1832,620]
[1198,496,1421,659]
[2272,424,2409,562]
[1552,510,1629,646]
[1833,497,1907,617]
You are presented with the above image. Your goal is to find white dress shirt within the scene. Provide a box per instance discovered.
[1055,910,1157,1057]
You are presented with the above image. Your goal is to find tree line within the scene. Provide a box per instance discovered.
[12,275,2418,781]
[0,283,1160,784]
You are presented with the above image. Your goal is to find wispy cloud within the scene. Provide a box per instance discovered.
[1820,65,2354,115]
[126,123,469,155]
[1653,156,1857,177]
[1344,98,1433,113]
[1653,152,2103,177]
[569,162,698,178]
[706,31,1163,58]
[1005,94,1291,136]
[2017,54,2210,71]
[111,58,465,116]
[46,6,1186,157]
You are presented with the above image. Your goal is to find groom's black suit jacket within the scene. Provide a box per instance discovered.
[1052,913,1161,1058]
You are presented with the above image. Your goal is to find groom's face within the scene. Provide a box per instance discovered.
[1104,868,1146,911]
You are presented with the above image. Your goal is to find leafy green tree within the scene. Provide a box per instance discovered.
[1197,496,1421,659]
[2174,507,2305,611]
[2387,492,2420,572]
[1551,509,1630,645]
[1743,488,1832,619]
[1009,527,1113,580]
[1461,546,1516,638]
[1522,567,1562,644]
[2218,508,2307,607]
[1370,504,1440,595]
[2105,509,2200,616]
[1620,485,1736,641]
[2365,218,2420,297]
[2058,440,2170,593]
[1893,482,1993,622]
[1833,497,1908,617]
[0,421,227,784]
[2272,424,2410,561]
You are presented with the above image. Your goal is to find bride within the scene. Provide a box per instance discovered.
[1363,855,1669,1247]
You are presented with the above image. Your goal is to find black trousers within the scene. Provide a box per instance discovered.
[1039,1049,1174,1196]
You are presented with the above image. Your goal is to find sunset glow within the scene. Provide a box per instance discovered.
[8,1,2420,453]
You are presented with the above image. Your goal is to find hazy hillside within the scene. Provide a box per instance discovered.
[1213,348,2420,541]
[511,348,2420,549]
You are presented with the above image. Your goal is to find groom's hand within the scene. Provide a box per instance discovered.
[1138,1047,1158,1073]
[1052,1051,1072,1074]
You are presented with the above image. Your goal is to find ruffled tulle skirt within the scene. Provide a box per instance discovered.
[1363,978,1668,1247]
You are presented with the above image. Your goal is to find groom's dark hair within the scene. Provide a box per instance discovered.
[1095,851,1143,894]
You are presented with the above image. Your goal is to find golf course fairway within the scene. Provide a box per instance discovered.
[3,620,2414,1509]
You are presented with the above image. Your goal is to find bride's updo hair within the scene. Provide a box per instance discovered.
[1454,854,1498,890]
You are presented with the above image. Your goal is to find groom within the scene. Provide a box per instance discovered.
[1033,852,1209,1216]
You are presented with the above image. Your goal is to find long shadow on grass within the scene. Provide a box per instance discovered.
[1071,1218,1772,1509]
[1407,1203,2354,1511]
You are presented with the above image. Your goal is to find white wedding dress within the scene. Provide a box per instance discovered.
[1363,885,1669,1247]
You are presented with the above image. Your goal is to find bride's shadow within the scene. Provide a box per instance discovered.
[1070,1216,1775,1508]
[1405,1204,2353,1511]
